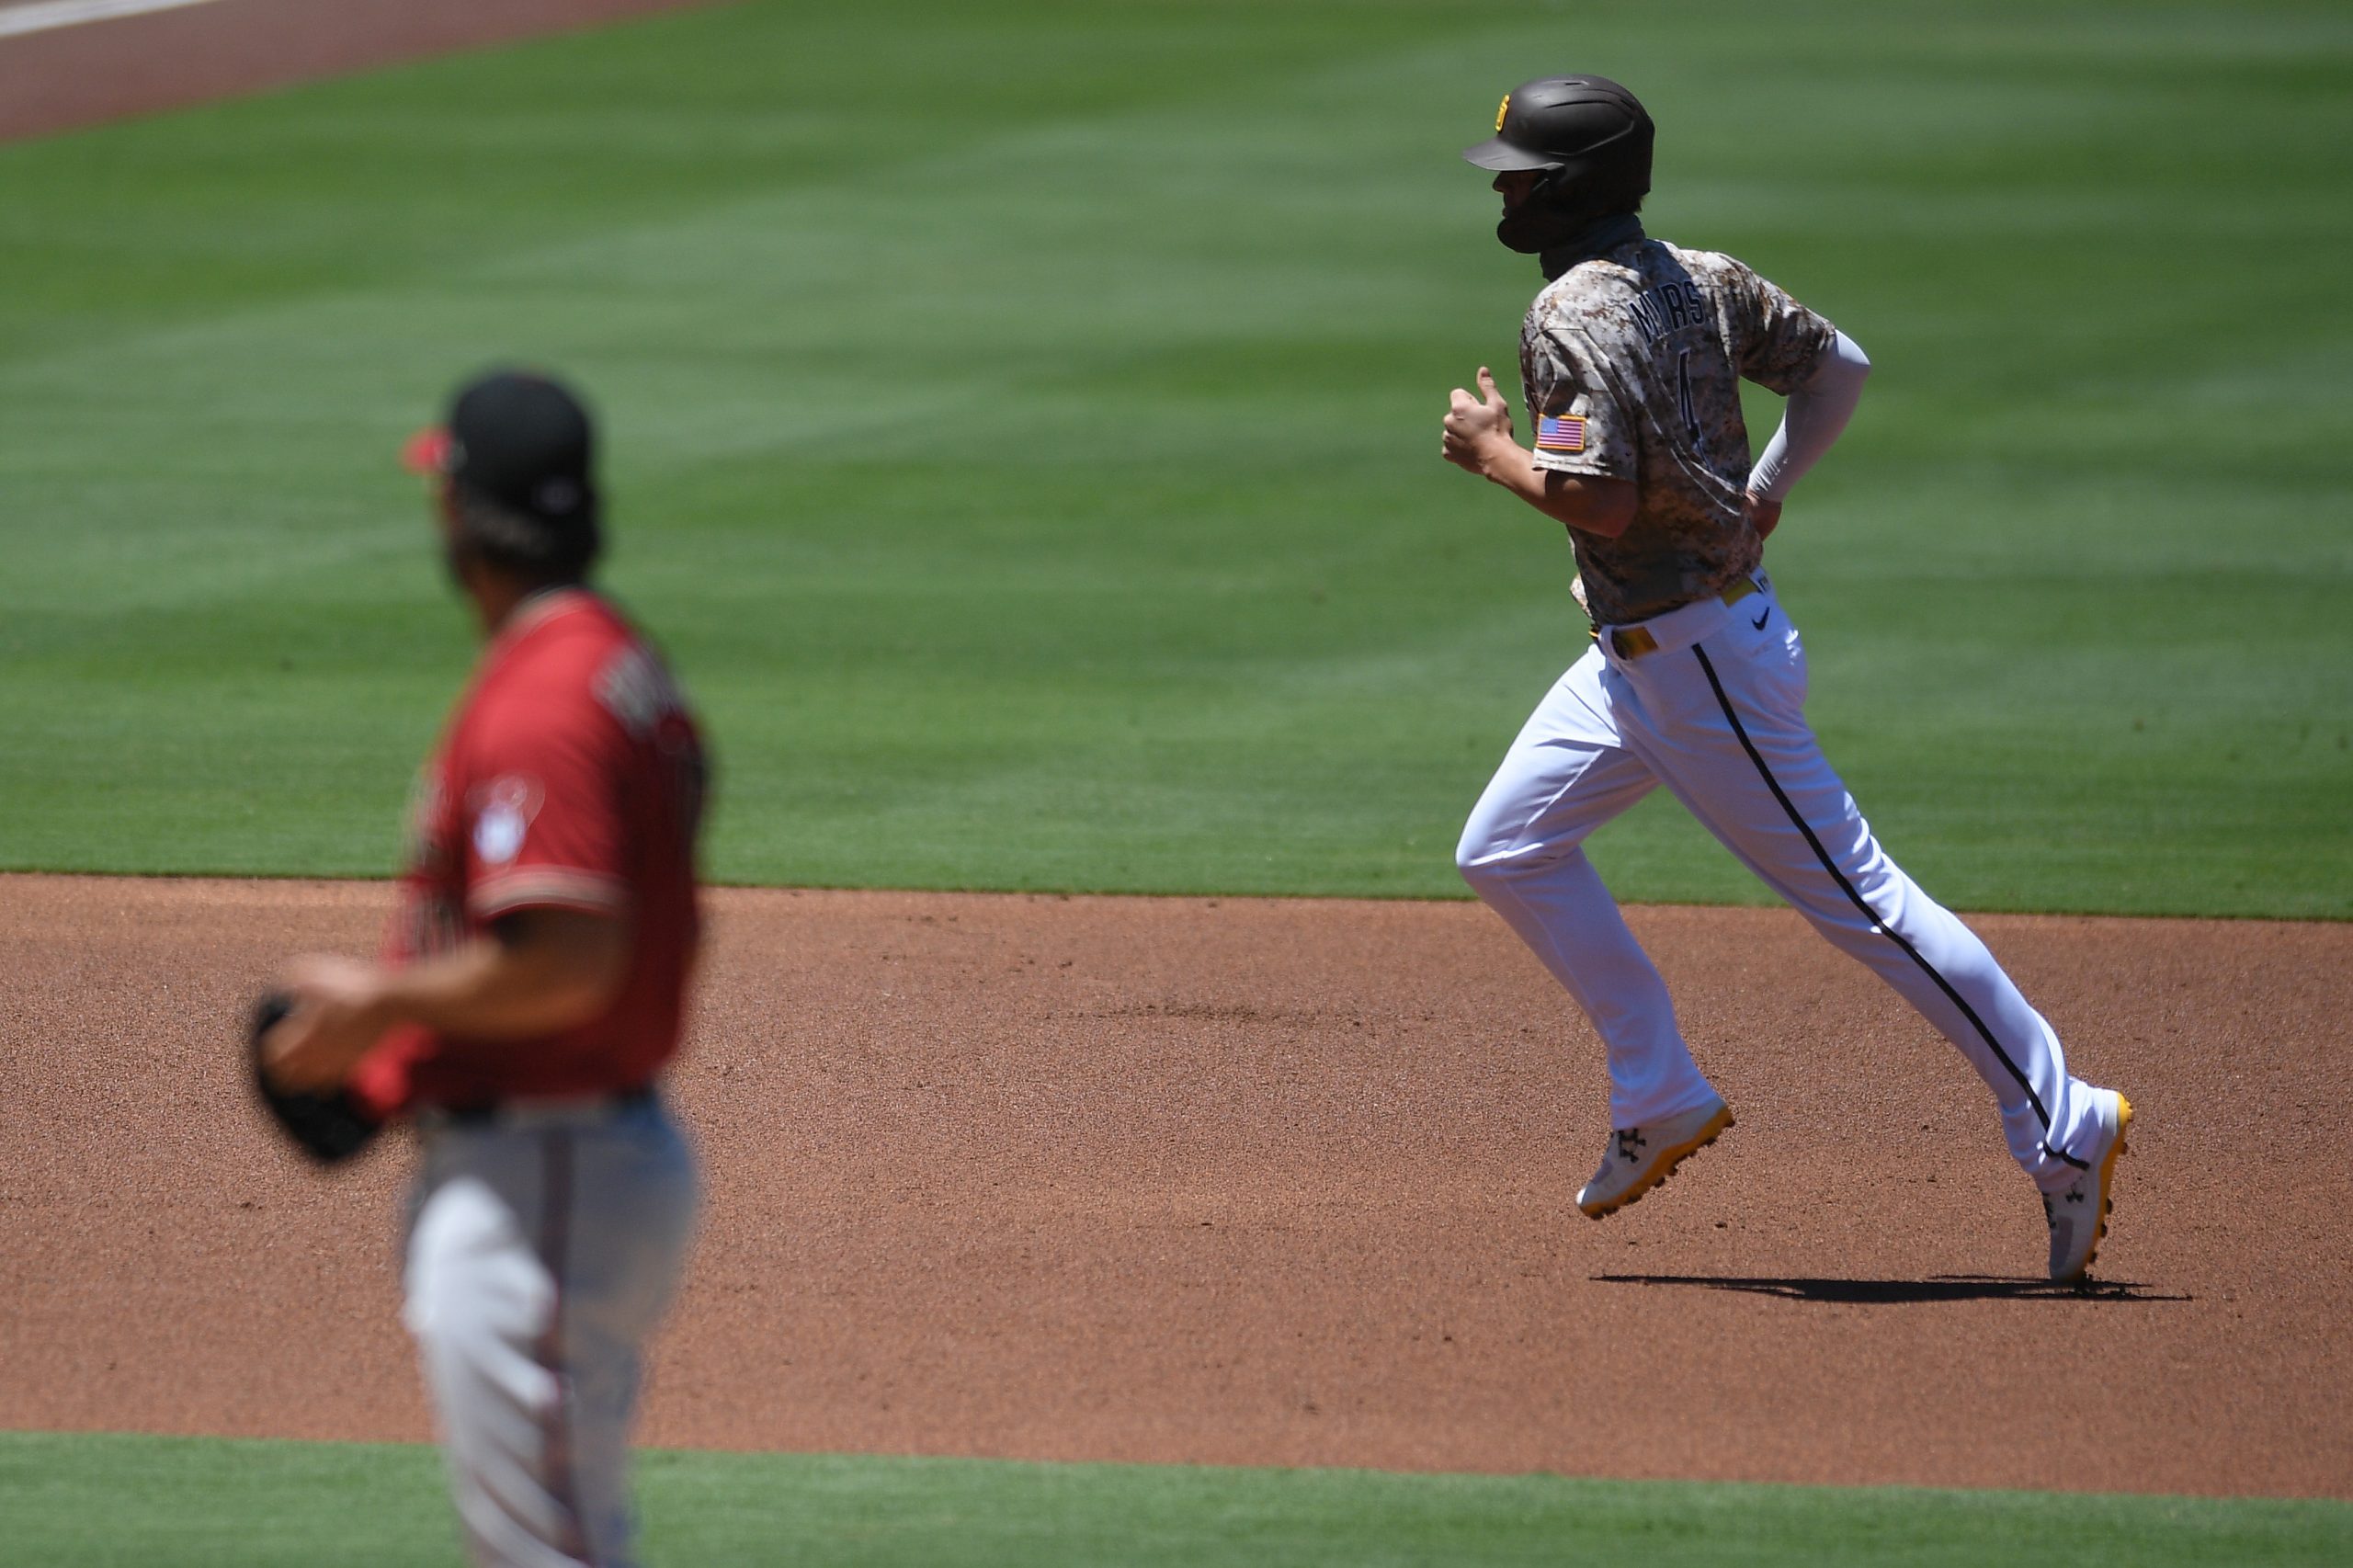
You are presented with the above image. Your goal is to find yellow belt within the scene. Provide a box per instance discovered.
[1602,577,1760,660]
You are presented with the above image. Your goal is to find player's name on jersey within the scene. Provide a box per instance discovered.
[1626,278,1710,347]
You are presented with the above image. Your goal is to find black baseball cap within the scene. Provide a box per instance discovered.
[403,369,598,528]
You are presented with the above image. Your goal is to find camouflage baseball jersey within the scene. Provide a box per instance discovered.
[1519,235,1836,625]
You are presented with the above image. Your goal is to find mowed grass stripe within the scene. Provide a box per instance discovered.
[2,1431,2347,1567]
[0,0,2346,913]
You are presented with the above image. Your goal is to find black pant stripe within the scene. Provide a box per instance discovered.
[1688,642,2086,1168]
[537,1129,590,1559]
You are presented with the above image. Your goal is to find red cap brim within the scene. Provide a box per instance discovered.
[401,426,452,475]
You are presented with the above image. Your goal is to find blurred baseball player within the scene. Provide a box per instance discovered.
[262,369,709,1563]
[1440,77,2131,1281]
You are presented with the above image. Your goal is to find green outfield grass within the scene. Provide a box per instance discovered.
[0,0,2347,915]
[1,1431,2345,1567]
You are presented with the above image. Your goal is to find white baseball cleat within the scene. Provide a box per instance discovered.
[2044,1089,2133,1283]
[1575,1096,1734,1220]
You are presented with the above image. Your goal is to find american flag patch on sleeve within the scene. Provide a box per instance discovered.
[1535,412,1587,452]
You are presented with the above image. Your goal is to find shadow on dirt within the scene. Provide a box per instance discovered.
[1593,1274,2189,1304]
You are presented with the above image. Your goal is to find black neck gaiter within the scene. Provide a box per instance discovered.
[1538,212,1646,281]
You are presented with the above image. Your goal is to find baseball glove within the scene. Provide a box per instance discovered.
[248,991,382,1165]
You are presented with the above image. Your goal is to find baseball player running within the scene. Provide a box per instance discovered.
[1440,76,2131,1281]
[261,369,708,1565]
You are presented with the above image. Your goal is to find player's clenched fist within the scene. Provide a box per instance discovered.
[1442,366,1517,474]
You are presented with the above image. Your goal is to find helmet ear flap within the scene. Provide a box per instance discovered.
[1536,137,1649,222]
[1527,159,1603,228]
[1535,162,1581,209]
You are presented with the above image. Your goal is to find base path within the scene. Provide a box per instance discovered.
[1,875,2346,1499]
[0,0,712,142]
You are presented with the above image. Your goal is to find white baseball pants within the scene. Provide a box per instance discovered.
[1457,576,2107,1190]
[404,1095,698,1568]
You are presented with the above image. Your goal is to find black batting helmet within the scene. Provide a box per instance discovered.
[1466,76,1654,251]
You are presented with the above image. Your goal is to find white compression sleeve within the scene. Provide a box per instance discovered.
[1745,330,1870,501]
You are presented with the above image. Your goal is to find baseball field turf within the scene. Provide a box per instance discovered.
[2,0,2347,916]
[2,0,2348,1563]
[6,1431,2348,1568]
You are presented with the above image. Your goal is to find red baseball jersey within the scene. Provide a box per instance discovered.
[348,588,708,1116]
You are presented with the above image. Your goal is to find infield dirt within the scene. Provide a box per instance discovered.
[0,0,710,142]
[3,873,2347,1500]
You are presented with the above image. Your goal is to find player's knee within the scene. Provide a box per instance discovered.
[1454,826,1484,879]
[1456,835,1508,896]
[404,1277,495,1372]
[1460,825,1588,902]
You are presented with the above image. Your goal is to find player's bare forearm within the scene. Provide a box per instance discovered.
[1483,449,1638,539]
[264,908,627,1090]
[1442,365,1637,538]
[381,909,629,1038]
